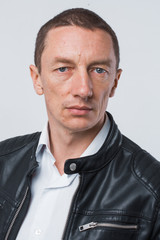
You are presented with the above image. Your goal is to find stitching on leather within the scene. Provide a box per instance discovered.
[76,209,152,221]
[79,146,122,174]
[131,150,160,200]
[0,188,17,207]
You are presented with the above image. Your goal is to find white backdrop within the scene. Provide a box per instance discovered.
[0,0,159,159]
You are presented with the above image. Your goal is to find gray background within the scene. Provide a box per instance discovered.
[0,0,160,159]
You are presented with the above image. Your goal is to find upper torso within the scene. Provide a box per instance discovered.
[0,113,160,240]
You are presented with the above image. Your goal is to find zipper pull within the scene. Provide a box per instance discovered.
[79,222,97,232]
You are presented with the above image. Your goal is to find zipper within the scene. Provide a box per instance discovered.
[79,222,138,232]
[62,174,82,240]
[4,187,29,240]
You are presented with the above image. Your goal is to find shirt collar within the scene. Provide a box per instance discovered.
[81,115,110,157]
[36,122,50,160]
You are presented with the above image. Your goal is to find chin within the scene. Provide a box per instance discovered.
[64,119,97,132]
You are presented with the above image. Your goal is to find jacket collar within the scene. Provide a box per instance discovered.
[29,112,122,175]
[64,112,122,174]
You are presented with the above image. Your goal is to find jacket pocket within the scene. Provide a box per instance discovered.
[79,220,138,240]
[79,221,138,231]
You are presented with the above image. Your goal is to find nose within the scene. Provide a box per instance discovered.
[71,69,93,100]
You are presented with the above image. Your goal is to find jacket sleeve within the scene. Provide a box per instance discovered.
[151,205,160,240]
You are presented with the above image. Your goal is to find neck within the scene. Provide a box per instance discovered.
[48,116,106,175]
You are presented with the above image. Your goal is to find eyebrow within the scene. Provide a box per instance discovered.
[51,57,113,67]
[88,59,112,68]
[51,57,75,65]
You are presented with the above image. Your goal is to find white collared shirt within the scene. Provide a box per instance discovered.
[16,117,110,240]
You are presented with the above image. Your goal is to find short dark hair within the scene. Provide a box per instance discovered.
[34,8,120,73]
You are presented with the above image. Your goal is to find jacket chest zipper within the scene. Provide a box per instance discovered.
[79,222,138,232]
[62,175,82,240]
[5,187,29,240]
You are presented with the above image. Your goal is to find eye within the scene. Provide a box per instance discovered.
[57,67,68,72]
[94,68,106,74]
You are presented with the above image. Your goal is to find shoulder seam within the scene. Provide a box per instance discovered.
[131,150,160,201]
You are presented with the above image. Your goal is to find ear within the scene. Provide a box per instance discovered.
[109,69,122,98]
[30,65,44,95]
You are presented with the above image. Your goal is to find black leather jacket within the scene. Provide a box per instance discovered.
[0,113,160,240]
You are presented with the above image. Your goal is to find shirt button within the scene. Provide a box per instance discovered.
[35,229,42,235]
[70,163,77,171]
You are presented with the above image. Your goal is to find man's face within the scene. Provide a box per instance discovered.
[31,26,121,133]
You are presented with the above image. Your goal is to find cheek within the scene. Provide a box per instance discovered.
[94,86,111,108]
[43,77,67,99]
[43,80,71,114]
[99,92,110,110]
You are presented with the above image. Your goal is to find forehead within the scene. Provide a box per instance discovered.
[42,26,116,64]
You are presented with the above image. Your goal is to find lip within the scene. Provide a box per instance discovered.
[66,105,93,115]
[67,105,92,110]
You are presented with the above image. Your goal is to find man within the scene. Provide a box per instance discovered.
[0,8,160,240]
